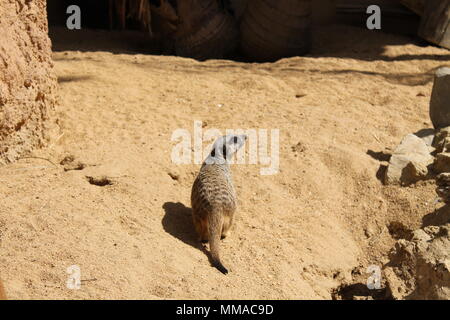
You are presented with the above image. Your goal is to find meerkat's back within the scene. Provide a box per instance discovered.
[191,163,237,274]
[191,134,246,274]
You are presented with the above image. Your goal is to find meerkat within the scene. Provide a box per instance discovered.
[191,134,247,274]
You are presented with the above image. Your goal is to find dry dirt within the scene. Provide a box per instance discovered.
[0,25,449,299]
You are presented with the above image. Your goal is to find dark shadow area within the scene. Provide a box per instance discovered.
[47,0,146,30]
[321,69,436,86]
[310,23,450,62]
[387,221,413,240]
[375,164,388,183]
[162,202,215,266]
[414,128,436,149]
[367,149,390,184]
[138,60,445,88]
[414,128,435,139]
[162,202,197,248]
[367,149,391,162]
[46,0,450,62]
[47,0,109,29]
[332,283,391,300]
[50,27,160,55]
[57,75,93,83]
[311,41,450,63]
[422,204,450,227]
[47,0,160,54]
[382,54,450,61]
[49,27,449,64]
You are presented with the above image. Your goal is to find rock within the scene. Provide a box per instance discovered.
[432,126,450,153]
[430,67,450,129]
[412,225,450,300]
[60,155,76,165]
[63,161,86,172]
[414,128,435,148]
[434,153,450,173]
[0,0,58,164]
[384,268,407,300]
[364,225,376,238]
[60,155,86,171]
[384,224,450,300]
[437,172,450,186]
[384,134,434,185]
[436,172,450,203]
[444,138,450,153]
[168,172,180,181]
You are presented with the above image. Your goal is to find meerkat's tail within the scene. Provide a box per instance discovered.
[208,212,228,274]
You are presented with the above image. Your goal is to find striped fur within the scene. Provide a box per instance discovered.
[191,134,246,274]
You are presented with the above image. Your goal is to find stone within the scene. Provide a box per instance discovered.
[434,152,450,173]
[444,138,450,153]
[385,224,450,300]
[0,0,58,164]
[430,67,450,129]
[436,172,450,203]
[437,172,450,184]
[384,134,434,185]
[432,126,450,152]
[414,128,435,148]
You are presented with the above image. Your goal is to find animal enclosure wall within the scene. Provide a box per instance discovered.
[0,0,58,164]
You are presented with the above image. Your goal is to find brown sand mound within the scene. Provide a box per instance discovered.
[0,25,449,299]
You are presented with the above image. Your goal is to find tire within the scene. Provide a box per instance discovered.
[174,0,239,60]
[240,0,312,62]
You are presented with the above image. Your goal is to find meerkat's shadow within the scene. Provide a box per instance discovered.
[162,202,197,247]
[162,202,215,265]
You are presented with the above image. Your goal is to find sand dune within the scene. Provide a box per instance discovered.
[0,25,448,299]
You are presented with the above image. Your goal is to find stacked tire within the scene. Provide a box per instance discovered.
[240,0,312,62]
[174,0,239,60]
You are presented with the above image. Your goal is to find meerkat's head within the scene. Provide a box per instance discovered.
[205,134,247,165]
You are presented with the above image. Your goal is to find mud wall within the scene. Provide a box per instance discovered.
[0,0,57,164]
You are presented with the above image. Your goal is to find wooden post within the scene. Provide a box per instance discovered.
[418,0,450,49]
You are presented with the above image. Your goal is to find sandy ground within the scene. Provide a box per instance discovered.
[0,25,449,299]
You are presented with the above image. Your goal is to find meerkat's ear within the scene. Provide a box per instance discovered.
[211,148,216,157]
